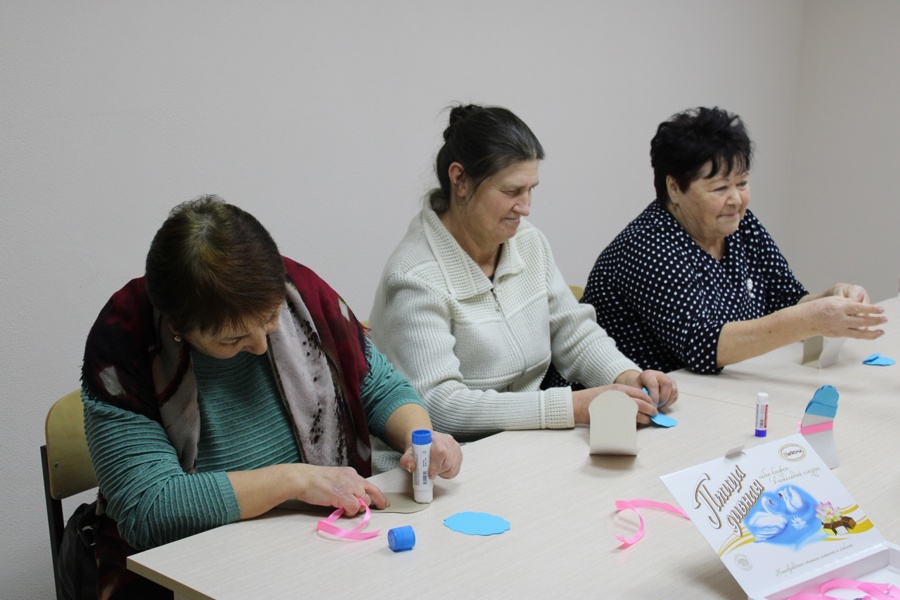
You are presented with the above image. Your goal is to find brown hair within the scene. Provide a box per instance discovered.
[145,195,286,335]
[429,104,544,214]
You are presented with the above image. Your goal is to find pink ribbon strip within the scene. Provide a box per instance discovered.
[785,579,900,600]
[614,499,689,548]
[799,421,834,435]
[316,498,380,540]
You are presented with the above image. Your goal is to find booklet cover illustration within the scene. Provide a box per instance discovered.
[662,434,881,595]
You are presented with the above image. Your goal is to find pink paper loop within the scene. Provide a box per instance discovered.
[614,499,689,548]
[316,498,380,540]
[786,579,900,600]
[856,582,900,600]
[800,421,834,435]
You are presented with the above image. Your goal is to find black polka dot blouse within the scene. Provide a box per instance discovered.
[583,201,808,374]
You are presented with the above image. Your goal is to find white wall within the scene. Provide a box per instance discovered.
[784,0,900,300]
[1,2,894,597]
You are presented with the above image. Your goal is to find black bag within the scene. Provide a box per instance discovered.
[57,501,101,600]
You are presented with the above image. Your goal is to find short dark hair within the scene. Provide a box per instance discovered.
[650,107,753,207]
[429,104,545,213]
[145,195,286,335]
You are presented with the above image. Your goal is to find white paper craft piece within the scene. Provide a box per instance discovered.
[801,413,838,469]
[800,386,840,469]
[588,390,638,455]
[802,336,845,368]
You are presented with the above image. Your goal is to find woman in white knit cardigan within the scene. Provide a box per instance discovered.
[370,105,678,440]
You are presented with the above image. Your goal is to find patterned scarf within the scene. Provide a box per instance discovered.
[81,257,372,477]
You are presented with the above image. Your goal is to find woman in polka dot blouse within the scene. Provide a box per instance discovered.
[582,107,885,374]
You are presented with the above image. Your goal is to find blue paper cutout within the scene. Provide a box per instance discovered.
[642,387,673,412]
[863,353,895,366]
[650,412,678,428]
[444,512,510,536]
[804,385,839,419]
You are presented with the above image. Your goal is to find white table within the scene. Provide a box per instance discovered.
[129,300,899,599]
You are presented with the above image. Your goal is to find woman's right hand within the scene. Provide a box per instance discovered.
[572,385,657,426]
[228,463,387,520]
[803,296,886,339]
[292,464,388,516]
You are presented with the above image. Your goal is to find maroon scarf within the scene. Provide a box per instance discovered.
[82,256,372,475]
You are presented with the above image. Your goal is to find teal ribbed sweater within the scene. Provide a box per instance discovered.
[83,339,420,550]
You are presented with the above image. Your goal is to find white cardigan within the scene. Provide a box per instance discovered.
[370,206,639,439]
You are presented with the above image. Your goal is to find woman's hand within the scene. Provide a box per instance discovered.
[572,384,658,425]
[292,464,388,516]
[228,463,387,520]
[802,296,886,339]
[399,431,463,480]
[827,283,870,303]
[615,369,679,409]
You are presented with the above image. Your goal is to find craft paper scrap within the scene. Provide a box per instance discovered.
[802,336,845,369]
[444,512,510,536]
[650,412,677,428]
[863,353,896,366]
[661,434,882,599]
[643,387,676,420]
[614,499,689,548]
[801,386,839,469]
[316,498,380,540]
[589,390,638,455]
[804,386,839,419]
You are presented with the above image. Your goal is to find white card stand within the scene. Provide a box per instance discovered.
[588,390,638,455]
[802,336,845,368]
[800,414,839,469]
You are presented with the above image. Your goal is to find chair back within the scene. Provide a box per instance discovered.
[569,285,584,301]
[44,390,97,499]
[41,389,98,600]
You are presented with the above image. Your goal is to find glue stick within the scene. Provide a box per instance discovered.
[755,393,769,437]
[411,429,433,503]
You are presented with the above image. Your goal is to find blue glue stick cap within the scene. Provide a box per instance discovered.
[411,430,432,445]
[388,526,416,552]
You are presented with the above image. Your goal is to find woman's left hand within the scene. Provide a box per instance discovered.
[399,431,463,479]
[829,283,870,303]
[616,369,679,409]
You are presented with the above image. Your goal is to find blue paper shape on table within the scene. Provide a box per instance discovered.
[650,412,678,428]
[804,385,839,419]
[863,353,895,366]
[444,512,510,536]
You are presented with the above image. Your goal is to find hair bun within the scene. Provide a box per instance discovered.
[444,104,482,141]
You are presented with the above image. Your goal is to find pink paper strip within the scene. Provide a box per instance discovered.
[785,579,900,600]
[316,498,380,540]
[799,421,834,435]
[614,499,689,548]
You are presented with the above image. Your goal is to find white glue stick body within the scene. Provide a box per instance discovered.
[755,392,769,437]
[411,429,433,503]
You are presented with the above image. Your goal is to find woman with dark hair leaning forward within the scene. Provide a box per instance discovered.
[369,105,677,442]
[578,107,885,375]
[81,196,462,599]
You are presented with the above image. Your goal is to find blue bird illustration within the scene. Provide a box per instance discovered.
[744,485,824,549]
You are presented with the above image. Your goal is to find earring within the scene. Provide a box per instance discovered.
[173,334,182,343]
